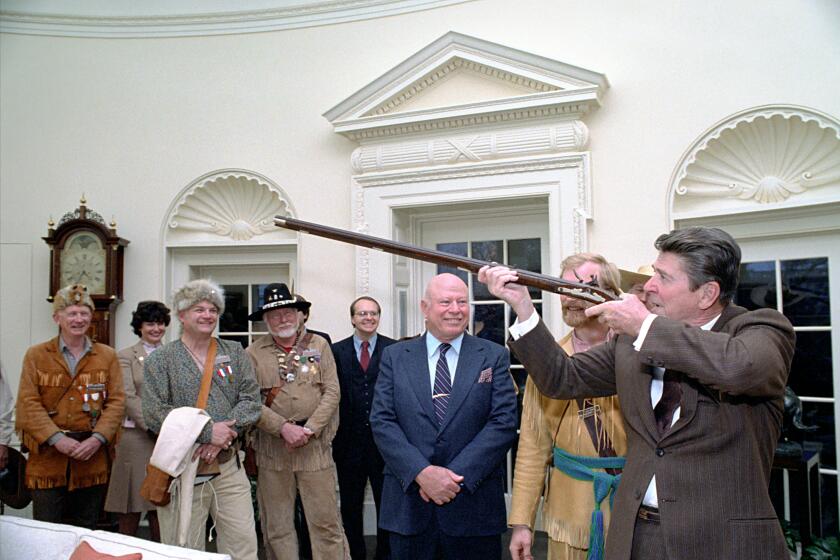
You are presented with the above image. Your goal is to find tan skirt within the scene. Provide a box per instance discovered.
[104,427,156,513]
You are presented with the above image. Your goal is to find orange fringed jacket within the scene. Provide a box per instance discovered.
[15,337,125,490]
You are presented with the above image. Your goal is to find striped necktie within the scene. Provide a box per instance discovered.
[432,343,452,425]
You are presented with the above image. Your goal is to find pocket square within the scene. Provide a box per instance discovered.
[478,367,493,383]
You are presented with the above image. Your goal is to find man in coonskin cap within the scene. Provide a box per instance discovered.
[246,283,347,560]
[15,284,125,529]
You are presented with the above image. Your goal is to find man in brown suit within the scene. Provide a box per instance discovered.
[15,284,125,529]
[479,228,795,560]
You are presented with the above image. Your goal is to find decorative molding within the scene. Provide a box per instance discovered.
[324,32,607,140]
[167,170,294,241]
[350,121,587,172]
[0,0,472,38]
[353,153,589,187]
[352,181,371,294]
[366,57,559,116]
[669,105,840,220]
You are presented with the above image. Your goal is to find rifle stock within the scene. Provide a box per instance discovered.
[274,216,615,304]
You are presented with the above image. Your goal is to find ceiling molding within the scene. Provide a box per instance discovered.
[323,31,608,141]
[0,0,472,38]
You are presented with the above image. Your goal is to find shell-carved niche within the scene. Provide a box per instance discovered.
[672,106,840,209]
[169,174,292,240]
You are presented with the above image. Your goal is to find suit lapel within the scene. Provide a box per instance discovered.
[439,334,482,433]
[660,306,744,441]
[629,350,661,442]
[407,335,437,423]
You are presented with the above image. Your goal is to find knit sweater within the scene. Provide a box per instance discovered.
[142,338,261,443]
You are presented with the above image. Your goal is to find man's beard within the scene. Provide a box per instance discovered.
[562,303,592,328]
[270,323,300,339]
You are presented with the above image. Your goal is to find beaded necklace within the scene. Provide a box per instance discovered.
[274,331,312,384]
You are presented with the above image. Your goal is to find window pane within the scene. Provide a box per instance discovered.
[819,473,838,537]
[781,257,830,327]
[473,303,505,345]
[788,331,834,399]
[736,261,777,311]
[250,284,270,333]
[802,401,836,470]
[221,284,248,332]
[508,238,542,298]
[472,240,504,301]
[436,242,468,284]
[219,335,247,349]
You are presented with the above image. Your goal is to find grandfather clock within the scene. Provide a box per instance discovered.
[43,196,129,346]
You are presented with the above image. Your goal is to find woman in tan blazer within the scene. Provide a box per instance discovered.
[104,301,170,540]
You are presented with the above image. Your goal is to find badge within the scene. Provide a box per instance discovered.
[82,403,91,412]
[285,373,296,383]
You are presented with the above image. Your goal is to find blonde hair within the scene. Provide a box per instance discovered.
[560,253,621,296]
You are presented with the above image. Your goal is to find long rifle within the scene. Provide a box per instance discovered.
[274,216,615,304]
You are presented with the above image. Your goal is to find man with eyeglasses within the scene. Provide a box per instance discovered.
[332,296,396,559]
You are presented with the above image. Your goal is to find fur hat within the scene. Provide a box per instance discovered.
[172,279,225,315]
[52,284,94,313]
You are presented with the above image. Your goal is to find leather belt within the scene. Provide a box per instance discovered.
[637,504,660,522]
[63,431,93,442]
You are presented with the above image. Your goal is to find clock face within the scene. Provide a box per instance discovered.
[60,231,107,294]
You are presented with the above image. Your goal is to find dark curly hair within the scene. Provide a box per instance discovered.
[130,300,171,336]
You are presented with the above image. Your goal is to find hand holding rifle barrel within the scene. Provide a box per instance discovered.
[274,216,616,305]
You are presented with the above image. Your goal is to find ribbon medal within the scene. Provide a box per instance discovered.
[216,363,234,383]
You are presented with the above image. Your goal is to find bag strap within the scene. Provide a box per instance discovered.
[195,338,218,410]
[576,398,621,475]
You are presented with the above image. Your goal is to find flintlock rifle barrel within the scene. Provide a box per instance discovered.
[274,216,616,304]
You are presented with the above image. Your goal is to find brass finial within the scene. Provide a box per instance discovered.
[80,193,87,205]
[48,216,55,227]
[110,215,117,228]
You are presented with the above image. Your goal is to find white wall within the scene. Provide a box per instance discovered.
[1,0,838,369]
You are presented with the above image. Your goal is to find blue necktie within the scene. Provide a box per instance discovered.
[433,343,452,425]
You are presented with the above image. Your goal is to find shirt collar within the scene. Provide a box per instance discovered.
[701,314,721,331]
[354,333,377,350]
[425,331,465,357]
[59,336,92,354]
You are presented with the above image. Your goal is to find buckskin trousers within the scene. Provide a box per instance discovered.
[257,464,347,560]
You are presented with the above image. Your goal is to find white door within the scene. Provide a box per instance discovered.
[737,231,840,535]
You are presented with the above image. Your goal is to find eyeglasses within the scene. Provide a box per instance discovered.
[354,311,380,318]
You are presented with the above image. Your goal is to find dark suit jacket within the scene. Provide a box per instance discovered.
[332,333,396,463]
[509,304,795,560]
[370,333,517,537]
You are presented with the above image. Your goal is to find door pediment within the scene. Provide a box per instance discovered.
[324,31,608,140]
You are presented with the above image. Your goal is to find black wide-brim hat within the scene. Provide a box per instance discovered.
[0,446,31,509]
[248,283,311,321]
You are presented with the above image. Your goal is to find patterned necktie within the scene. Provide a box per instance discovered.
[432,343,452,425]
[359,340,370,372]
[654,370,682,435]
